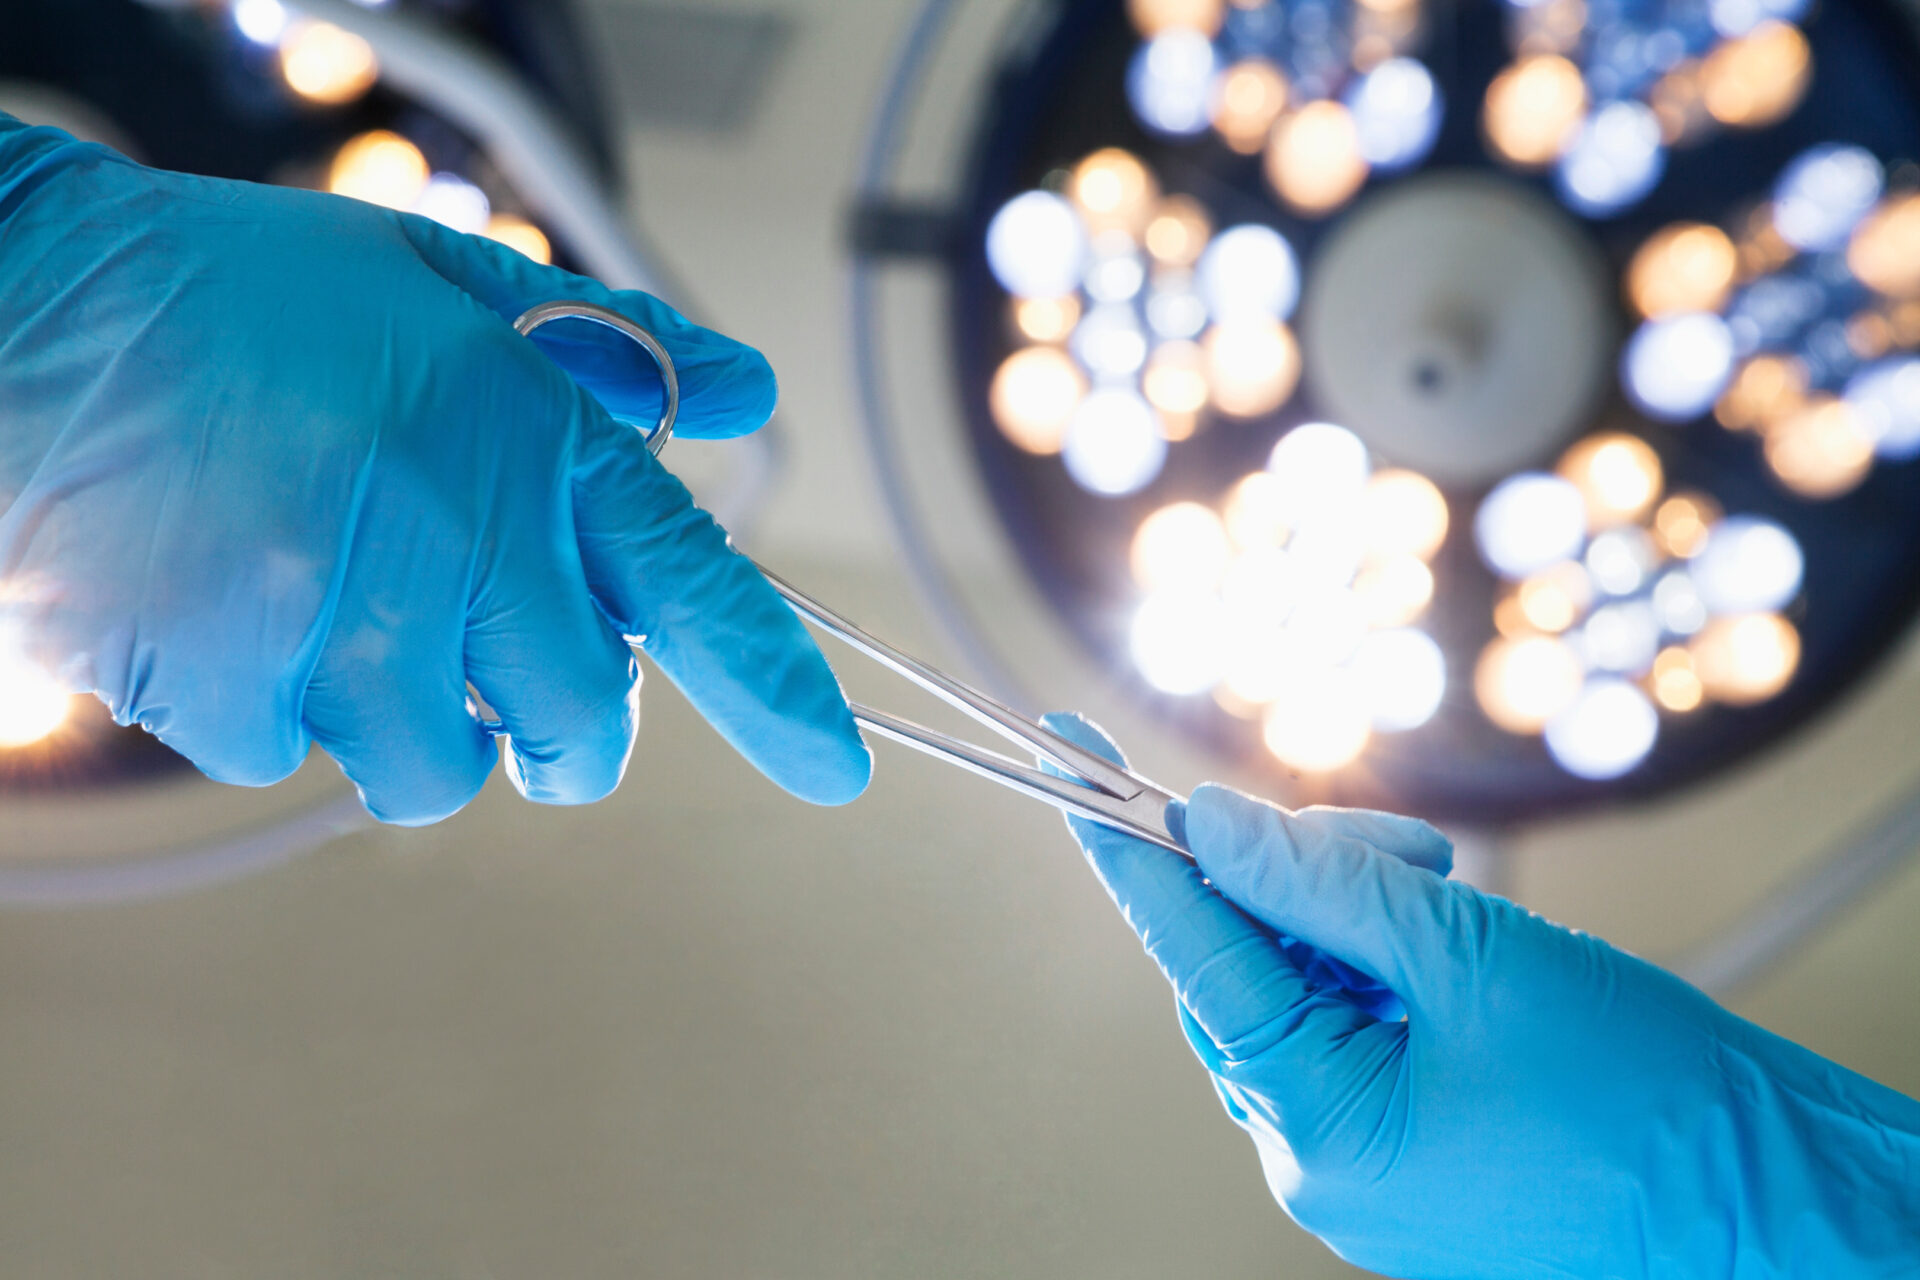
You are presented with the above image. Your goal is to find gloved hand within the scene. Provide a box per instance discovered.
[0,116,870,823]
[1044,713,1920,1279]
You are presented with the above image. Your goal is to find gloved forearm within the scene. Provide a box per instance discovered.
[0,120,869,821]
[1045,712,1920,1279]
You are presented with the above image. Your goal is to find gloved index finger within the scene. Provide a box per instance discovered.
[394,212,776,440]
[570,403,871,807]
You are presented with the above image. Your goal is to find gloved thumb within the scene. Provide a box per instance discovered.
[392,212,776,441]
[1184,784,1460,1011]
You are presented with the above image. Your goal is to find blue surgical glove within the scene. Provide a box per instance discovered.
[0,117,870,822]
[1044,713,1920,1279]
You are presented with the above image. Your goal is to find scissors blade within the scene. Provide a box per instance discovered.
[851,703,1188,856]
[758,564,1152,803]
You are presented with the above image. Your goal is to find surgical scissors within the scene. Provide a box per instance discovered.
[502,300,1189,856]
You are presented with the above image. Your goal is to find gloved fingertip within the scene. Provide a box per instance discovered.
[770,711,873,807]
[355,762,492,828]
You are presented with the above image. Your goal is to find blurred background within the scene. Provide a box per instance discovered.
[2,0,1919,1274]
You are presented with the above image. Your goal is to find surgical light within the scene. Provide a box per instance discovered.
[1764,397,1876,498]
[915,0,1920,815]
[1555,101,1666,218]
[1623,312,1736,421]
[1069,303,1150,378]
[1692,517,1805,613]
[1128,0,1227,36]
[485,215,553,266]
[0,653,71,750]
[1128,30,1218,137]
[1131,592,1228,694]
[1267,423,1370,526]
[1771,144,1885,251]
[1346,58,1441,171]
[1475,634,1585,733]
[1266,101,1371,215]
[232,0,289,46]
[1846,194,1920,299]
[1558,434,1663,529]
[1352,556,1436,626]
[1202,320,1300,417]
[1627,224,1739,319]
[1144,197,1212,266]
[986,191,1087,299]
[1211,59,1291,155]
[991,347,1085,455]
[1544,678,1660,779]
[1069,149,1159,235]
[1196,224,1300,321]
[1132,502,1232,591]
[1845,357,1920,459]
[1014,295,1082,343]
[1261,667,1373,772]
[1699,21,1811,127]
[327,130,428,210]
[279,21,379,106]
[1358,469,1449,563]
[1474,473,1587,579]
[1692,613,1802,703]
[1063,388,1167,494]
[1351,629,1447,731]
[413,173,491,235]
[1482,55,1586,168]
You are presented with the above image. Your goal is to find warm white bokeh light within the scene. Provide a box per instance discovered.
[0,652,71,749]
[1558,432,1663,529]
[484,215,552,265]
[1691,613,1801,704]
[991,347,1086,454]
[1626,223,1738,318]
[1351,556,1434,627]
[1475,634,1585,733]
[1700,21,1810,128]
[1764,396,1876,499]
[1265,101,1370,215]
[328,130,429,210]
[1211,59,1290,155]
[1262,667,1372,772]
[1350,628,1447,731]
[1223,472,1290,549]
[1483,55,1587,168]
[1131,502,1232,591]
[1131,592,1228,694]
[1267,423,1371,529]
[1360,469,1449,562]
[280,21,379,105]
[1070,148,1160,235]
[1202,320,1300,417]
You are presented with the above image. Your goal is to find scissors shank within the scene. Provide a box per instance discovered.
[759,565,1150,802]
[851,704,1188,856]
